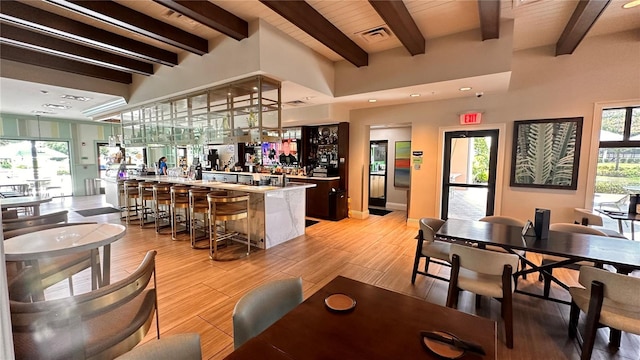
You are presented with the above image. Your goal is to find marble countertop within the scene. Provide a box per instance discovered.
[203,170,339,181]
[131,175,315,194]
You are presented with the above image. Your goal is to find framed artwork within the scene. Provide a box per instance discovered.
[394,141,411,188]
[510,117,583,190]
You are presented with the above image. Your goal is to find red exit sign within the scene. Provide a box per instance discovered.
[460,112,482,125]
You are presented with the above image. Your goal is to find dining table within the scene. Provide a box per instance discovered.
[596,208,640,240]
[436,218,640,304]
[226,275,497,360]
[0,195,52,216]
[0,180,30,196]
[3,223,126,298]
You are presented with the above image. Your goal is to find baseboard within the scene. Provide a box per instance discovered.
[350,210,369,219]
[385,202,407,211]
[407,217,420,228]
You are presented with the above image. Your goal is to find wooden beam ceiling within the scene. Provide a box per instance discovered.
[43,0,209,55]
[0,24,154,75]
[0,0,177,66]
[259,0,368,67]
[153,0,248,41]
[478,0,501,40]
[0,44,132,84]
[368,0,425,56]
[556,0,611,56]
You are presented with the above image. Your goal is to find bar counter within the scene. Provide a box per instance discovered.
[108,175,316,249]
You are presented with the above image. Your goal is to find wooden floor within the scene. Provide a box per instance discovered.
[37,195,640,360]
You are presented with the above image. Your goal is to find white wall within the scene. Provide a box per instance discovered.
[370,127,412,209]
[349,29,640,225]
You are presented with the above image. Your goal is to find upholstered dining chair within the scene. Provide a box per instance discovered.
[233,277,303,349]
[411,217,449,283]
[479,216,528,279]
[573,208,627,239]
[446,243,519,348]
[569,266,640,360]
[540,223,607,298]
[10,250,159,360]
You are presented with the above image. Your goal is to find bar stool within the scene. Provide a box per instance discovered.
[152,183,172,233]
[123,180,140,225]
[138,181,156,228]
[189,189,228,249]
[208,192,251,261]
[117,179,127,220]
[170,185,191,240]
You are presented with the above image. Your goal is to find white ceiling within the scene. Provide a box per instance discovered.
[0,0,638,123]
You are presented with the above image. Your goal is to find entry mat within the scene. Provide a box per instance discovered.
[369,208,392,216]
[305,219,320,227]
[75,207,121,217]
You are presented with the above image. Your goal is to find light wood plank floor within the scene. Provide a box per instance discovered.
[34,196,640,359]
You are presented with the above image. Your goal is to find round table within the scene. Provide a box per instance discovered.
[4,223,126,297]
[0,196,52,216]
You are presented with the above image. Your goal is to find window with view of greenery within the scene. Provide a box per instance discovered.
[595,106,640,199]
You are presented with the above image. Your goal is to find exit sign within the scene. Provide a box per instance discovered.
[460,112,482,125]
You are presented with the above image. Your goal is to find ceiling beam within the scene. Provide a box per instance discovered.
[0,0,177,66]
[477,0,500,40]
[153,0,248,41]
[556,0,610,56]
[259,0,368,67]
[0,24,154,75]
[0,44,132,84]
[44,0,209,55]
[368,0,425,56]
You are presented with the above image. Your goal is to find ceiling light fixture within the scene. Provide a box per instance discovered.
[623,0,640,8]
[459,87,472,91]
[31,110,55,115]
[43,103,71,110]
[410,93,421,97]
[368,99,377,103]
[61,94,92,101]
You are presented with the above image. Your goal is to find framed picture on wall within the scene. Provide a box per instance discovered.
[394,141,411,188]
[510,117,583,190]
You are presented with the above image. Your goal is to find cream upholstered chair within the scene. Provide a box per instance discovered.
[540,223,607,298]
[573,208,627,238]
[479,216,528,279]
[446,244,519,348]
[10,251,159,359]
[411,218,449,283]
[569,266,640,360]
[233,277,303,349]
[115,333,201,360]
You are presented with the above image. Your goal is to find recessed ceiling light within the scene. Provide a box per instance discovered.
[368,99,377,103]
[410,93,420,97]
[43,104,71,110]
[61,94,92,102]
[32,110,55,114]
[623,0,640,8]
[459,87,472,91]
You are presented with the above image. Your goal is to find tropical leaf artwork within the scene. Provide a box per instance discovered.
[512,118,582,189]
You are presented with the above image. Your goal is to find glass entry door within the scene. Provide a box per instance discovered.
[441,130,498,220]
[369,140,388,207]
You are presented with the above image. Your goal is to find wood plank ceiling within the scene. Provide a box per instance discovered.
[0,0,618,84]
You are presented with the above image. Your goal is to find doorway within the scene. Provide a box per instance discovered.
[441,130,498,220]
[369,140,388,208]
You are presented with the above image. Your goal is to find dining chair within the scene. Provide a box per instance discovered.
[573,208,627,238]
[446,243,519,348]
[540,223,607,298]
[232,277,303,349]
[411,217,449,283]
[10,250,159,360]
[568,266,640,360]
[115,333,201,360]
[2,210,69,232]
[479,216,528,279]
[4,220,99,297]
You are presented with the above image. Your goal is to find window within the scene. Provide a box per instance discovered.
[594,106,640,222]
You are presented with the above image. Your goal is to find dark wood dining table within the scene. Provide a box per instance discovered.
[596,208,640,240]
[226,276,497,360]
[436,218,640,303]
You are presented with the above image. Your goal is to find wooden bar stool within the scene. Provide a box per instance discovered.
[123,180,140,225]
[170,185,191,240]
[207,192,251,261]
[152,183,172,233]
[138,181,156,228]
[189,188,214,249]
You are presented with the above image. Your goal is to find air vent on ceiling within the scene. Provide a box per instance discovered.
[356,26,393,44]
[285,100,307,106]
